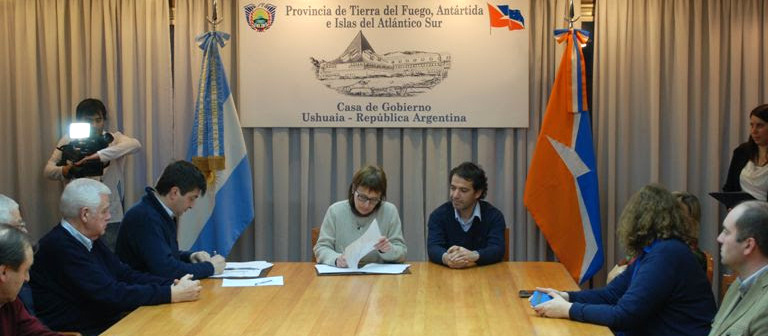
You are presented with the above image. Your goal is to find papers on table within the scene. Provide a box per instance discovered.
[222,276,284,287]
[344,219,382,269]
[210,261,273,278]
[315,263,410,275]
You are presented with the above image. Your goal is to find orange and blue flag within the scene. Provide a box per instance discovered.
[488,4,525,31]
[523,29,603,284]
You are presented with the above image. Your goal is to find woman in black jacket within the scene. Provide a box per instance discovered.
[724,104,768,201]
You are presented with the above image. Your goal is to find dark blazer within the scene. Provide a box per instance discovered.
[724,142,751,192]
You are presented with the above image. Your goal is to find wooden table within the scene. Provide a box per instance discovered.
[102,262,612,335]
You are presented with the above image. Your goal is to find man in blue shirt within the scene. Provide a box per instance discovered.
[427,162,506,268]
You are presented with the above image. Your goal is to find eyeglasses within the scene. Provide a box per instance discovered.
[354,190,382,205]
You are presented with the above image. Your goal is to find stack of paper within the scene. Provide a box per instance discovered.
[315,263,410,275]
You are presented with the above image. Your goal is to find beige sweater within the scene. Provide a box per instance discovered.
[313,200,407,266]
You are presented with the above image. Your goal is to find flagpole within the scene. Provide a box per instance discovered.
[208,0,223,31]
[565,0,580,30]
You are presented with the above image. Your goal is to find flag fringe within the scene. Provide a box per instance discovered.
[191,155,225,185]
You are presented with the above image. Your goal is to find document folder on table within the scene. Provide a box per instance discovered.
[314,263,410,275]
[709,191,756,209]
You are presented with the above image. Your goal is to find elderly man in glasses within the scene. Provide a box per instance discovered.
[427,162,506,268]
[313,165,407,268]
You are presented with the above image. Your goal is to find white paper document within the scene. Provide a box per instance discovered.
[314,263,410,275]
[210,261,273,278]
[222,276,284,287]
[343,219,382,269]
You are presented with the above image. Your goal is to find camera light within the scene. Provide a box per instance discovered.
[69,123,91,139]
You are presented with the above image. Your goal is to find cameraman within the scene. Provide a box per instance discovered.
[43,98,141,252]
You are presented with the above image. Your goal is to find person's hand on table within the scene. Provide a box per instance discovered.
[531,287,571,318]
[442,245,478,268]
[190,251,212,263]
[535,287,569,301]
[335,255,348,268]
[210,255,226,274]
[171,274,201,302]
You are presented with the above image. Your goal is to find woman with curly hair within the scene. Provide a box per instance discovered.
[532,184,716,336]
[607,190,708,282]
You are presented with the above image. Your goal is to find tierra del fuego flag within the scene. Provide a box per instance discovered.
[523,29,603,284]
[179,30,254,257]
[487,3,525,31]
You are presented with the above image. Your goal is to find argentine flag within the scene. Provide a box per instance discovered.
[524,29,603,284]
[179,31,254,257]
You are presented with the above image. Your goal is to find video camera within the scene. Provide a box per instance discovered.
[56,123,113,178]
